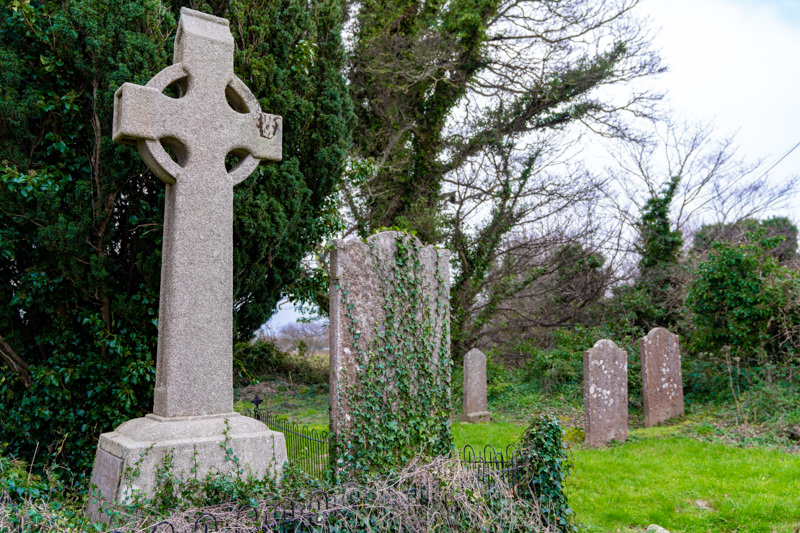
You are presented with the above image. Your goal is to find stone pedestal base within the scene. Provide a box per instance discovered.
[86,413,287,523]
[460,411,491,423]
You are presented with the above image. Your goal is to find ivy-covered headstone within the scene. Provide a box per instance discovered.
[329,231,451,478]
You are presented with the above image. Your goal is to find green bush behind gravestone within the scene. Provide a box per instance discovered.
[0,0,352,478]
[687,231,800,365]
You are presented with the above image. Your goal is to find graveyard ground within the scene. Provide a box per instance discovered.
[3,343,799,531]
[234,345,800,533]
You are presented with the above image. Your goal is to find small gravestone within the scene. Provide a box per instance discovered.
[88,8,286,521]
[640,327,684,427]
[583,339,627,447]
[461,348,490,422]
[329,231,451,473]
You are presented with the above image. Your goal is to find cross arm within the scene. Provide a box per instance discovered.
[113,83,165,145]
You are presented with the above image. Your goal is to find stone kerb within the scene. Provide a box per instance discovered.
[461,348,490,423]
[329,231,450,469]
[640,327,684,427]
[583,339,628,447]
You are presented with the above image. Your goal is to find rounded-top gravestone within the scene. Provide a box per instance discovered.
[640,327,684,427]
[583,339,628,447]
[461,348,491,423]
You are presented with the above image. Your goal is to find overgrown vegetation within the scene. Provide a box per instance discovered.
[1,413,575,532]
[2,0,799,530]
[687,231,800,365]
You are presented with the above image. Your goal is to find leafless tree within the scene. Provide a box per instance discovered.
[277,321,329,353]
[606,119,799,254]
[445,134,626,358]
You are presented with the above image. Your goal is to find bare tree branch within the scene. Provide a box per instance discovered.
[0,334,31,388]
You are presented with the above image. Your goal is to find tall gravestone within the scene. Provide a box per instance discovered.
[87,8,287,520]
[583,339,628,447]
[329,231,451,473]
[461,348,491,422]
[640,327,684,427]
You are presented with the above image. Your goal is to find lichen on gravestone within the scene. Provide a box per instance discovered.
[640,327,684,427]
[583,339,628,447]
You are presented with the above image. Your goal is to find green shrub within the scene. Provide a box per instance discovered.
[518,327,600,396]
[687,233,800,365]
[521,346,582,395]
[233,340,327,386]
[682,355,755,404]
[516,326,646,412]
[486,350,514,400]
[486,350,511,385]
[515,414,576,533]
[233,340,286,386]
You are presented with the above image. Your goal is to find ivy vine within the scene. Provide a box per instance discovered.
[331,232,452,479]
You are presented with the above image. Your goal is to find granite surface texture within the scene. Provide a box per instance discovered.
[88,8,286,519]
[584,339,628,447]
[641,327,684,427]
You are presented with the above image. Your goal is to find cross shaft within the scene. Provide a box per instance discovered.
[112,8,282,417]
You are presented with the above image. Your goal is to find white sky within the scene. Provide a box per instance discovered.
[266,0,800,330]
[641,0,800,189]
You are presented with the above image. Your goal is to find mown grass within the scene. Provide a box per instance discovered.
[451,421,524,451]
[453,419,800,532]
[568,436,800,533]
[233,348,800,532]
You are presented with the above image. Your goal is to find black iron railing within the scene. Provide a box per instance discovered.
[244,408,525,485]
[245,408,331,480]
[459,443,523,486]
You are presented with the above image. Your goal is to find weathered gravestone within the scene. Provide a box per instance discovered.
[461,348,490,423]
[640,327,684,427]
[329,232,451,475]
[87,8,287,520]
[583,339,628,447]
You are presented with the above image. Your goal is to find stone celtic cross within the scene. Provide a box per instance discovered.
[113,8,282,418]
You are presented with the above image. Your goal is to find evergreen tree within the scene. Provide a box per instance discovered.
[0,0,352,475]
[636,175,683,272]
[611,175,684,332]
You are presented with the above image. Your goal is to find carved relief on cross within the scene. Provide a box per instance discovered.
[112,8,282,418]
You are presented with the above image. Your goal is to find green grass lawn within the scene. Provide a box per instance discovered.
[447,420,800,532]
[568,436,800,533]
[234,377,800,532]
[451,421,524,451]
